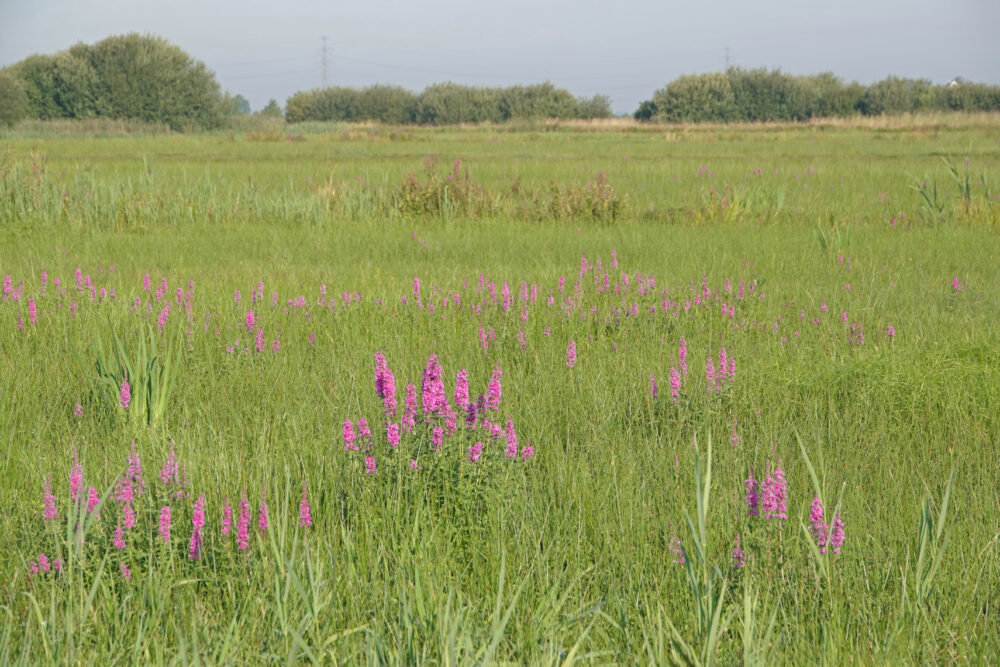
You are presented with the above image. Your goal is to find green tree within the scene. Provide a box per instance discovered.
[231,94,251,115]
[259,99,283,118]
[86,33,224,129]
[0,70,28,126]
[416,83,503,124]
[357,85,417,123]
[652,73,737,123]
[576,94,613,119]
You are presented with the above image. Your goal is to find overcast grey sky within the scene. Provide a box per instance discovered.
[2,0,998,115]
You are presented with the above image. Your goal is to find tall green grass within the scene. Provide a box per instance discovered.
[0,122,998,663]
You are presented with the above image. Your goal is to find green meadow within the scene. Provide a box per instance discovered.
[1,116,999,664]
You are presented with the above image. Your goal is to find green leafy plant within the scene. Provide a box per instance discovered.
[652,433,735,666]
[87,322,181,427]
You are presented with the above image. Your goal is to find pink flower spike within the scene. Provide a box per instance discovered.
[236,493,251,550]
[113,520,125,550]
[70,450,83,503]
[221,499,233,535]
[120,378,131,410]
[159,506,171,543]
[299,481,313,527]
[42,477,58,520]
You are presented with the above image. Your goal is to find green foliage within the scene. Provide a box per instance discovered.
[575,93,613,119]
[417,82,504,124]
[230,94,251,115]
[0,70,28,126]
[258,99,284,119]
[285,82,610,125]
[635,70,1000,122]
[84,322,182,428]
[5,33,225,129]
[653,72,738,123]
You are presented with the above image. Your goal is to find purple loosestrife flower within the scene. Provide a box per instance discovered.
[679,338,688,376]
[255,327,265,352]
[670,536,685,564]
[118,378,132,410]
[113,520,125,550]
[87,486,99,515]
[114,477,134,504]
[28,298,37,324]
[745,475,760,516]
[74,402,83,417]
[444,404,457,435]
[374,352,388,397]
[258,492,269,536]
[192,496,206,532]
[364,456,377,475]
[830,513,845,555]
[455,369,470,408]
[343,420,358,451]
[505,420,518,458]
[762,464,788,520]
[299,481,313,527]
[237,494,251,550]
[222,499,233,535]
[669,367,681,402]
[403,384,418,432]
[159,506,171,543]
[245,309,255,332]
[382,368,397,418]
[566,340,576,368]
[70,450,83,503]
[188,527,202,560]
[386,423,400,447]
[120,563,131,580]
[810,498,828,554]
[127,440,145,495]
[521,445,534,460]
[160,443,178,485]
[421,355,446,415]
[357,418,371,443]
[706,357,716,390]
[468,442,483,462]
[733,535,745,568]
[432,426,444,449]
[486,368,502,410]
[42,477,58,520]
[123,502,135,529]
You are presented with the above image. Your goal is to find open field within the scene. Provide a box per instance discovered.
[1,117,999,663]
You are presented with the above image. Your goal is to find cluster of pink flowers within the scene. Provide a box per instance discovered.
[343,353,535,474]
[29,445,319,582]
[745,462,786,520]
[809,497,846,555]
[706,346,736,390]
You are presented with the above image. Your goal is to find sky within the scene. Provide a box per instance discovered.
[1,0,998,115]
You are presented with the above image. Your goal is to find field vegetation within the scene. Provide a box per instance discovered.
[1,116,999,663]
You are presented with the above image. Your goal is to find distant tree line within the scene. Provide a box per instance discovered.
[634,68,1000,122]
[284,83,613,124]
[3,34,999,130]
